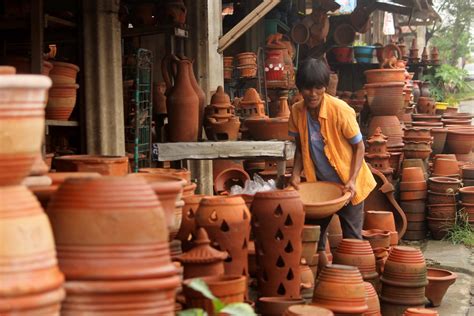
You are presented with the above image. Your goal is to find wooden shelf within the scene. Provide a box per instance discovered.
[44,15,77,28]
[0,15,76,31]
[121,25,188,38]
[46,120,79,127]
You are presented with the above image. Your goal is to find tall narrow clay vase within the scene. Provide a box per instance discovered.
[47,177,179,315]
[186,58,206,140]
[251,190,305,298]
[0,185,65,315]
[165,58,200,142]
[195,196,251,276]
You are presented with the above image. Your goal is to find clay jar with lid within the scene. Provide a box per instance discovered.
[312,264,369,315]
[195,195,251,276]
[0,185,65,315]
[0,72,51,186]
[205,86,240,141]
[251,189,304,298]
[425,267,457,307]
[54,155,129,176]
[47,177,180,314]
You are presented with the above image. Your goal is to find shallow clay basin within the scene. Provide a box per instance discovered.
[298,182,351,219]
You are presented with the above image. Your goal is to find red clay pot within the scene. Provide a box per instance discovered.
[364,68,405,83]
[381,246,427,287]
[186,57,206,140]
[365,82,405,115]
[416,97,436,114]
[312,264,368,314]
[432,158,460,177]
[411,114,441,122]
[245,117,291,141]
[431,128,448,155]
[46,83,79,121]
[183,275,246,314]
[50,61,80,84]
[427,204,457,219]
[54,155,129,176]
[427,190,458,205]
[427,217,455,240]
[195,196,251,276]
[403,127,431,139]
[364,210,396,232]
[403,307,439,315]
[428,177,462,193]
[425,267,457,307]
[459,186,474,203]
[333,239,378,283]
[399,190,427,201]
[461,164,474,179]
[401,167,425,182]
[363,229,391,249]
[368,116,404,148]
[365,281,381,316]
[251,189,305,297]
[213,167,250,194]
[399,181,427,192]
[446,128,474,154]
[442,118,472,125]
[400,200,426,213]
[411,121,443,128]
[257,297,306,316]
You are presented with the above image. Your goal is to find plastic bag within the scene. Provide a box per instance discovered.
[229,174,276,195]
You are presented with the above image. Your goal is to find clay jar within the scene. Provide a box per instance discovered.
[165,58,200,142]
[195,196,251,276]
[54,155,129,176]
[257,297,305,316]
[428,177,461,194]
[47,177,180,314]
[251,190,305,298]
[425,267,457,307]
[46,83,79,121]
[0,73,51,185]
[0,185,65,315]
[459,186,474,203]
[312,264,368,315]
[446,128,474,154]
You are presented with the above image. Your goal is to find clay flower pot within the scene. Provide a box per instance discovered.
[235,52,257,66]
[365,82,405,115]
[333,239,378,283]
[432,158,460,177]
[312,264,368,314]
[46,83,79,120]
[459,186,474,203]
[427,190,458,205]
[257,297,305,316]
[251,190,305,298]
[364,210,397,244]
[368,116,404,148]
[425,267,457,307]
[363,229,391,249]
[399,190,427,201]
[284,304,334,316]
[0,185,65,314]
[428,177,461,194]
[381,246,428,287]
[245,117,291,141]
[0,74,51,185]
[364,68,405,83]
[49,61,80,84]
[54,155,129,176]
[365,282,381,316]
[401,167,425,182]
[195,196,251,276]
[183,275,246,314]
[213,167,250,194]
[298,182,351,219]
[399,180,427,192]
[446,128,474,154]
[417,97,436,114]
[461,164,474,179]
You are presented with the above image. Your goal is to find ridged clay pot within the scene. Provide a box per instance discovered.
[333,239,378,283]
[428,177,461,193]
[364,68,405,83]
[427,204,456,219]
[431,128,448,155]
[425,267,457,307]
[49,61,80,84]
[427,190,458,205]
[46,83,79,121]
[365,82,405,115]
[459,186,474,203]
[364,281,381,316]
[54,155,129,176]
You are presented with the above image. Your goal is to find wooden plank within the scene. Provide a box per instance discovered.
[45,120,79,127]
[30,0,44,74]
[152,141,296,161]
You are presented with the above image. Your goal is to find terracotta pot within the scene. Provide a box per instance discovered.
[399,180,427,192]
[461,164,474,179]
[381,245,427,287]
[425,267,457,307]
[427,204,456,219]
[365,282,381,316]
[312,264,368,314]
[363,229,391,249]
[365,82,405,115]
[327,215,343,252]
[368,116,404,148]
[165,58,199,142]
[257,297,306,316]
[238,64,257,78]
[235,52,257,66]
[283,305,334,316]
[0,74,51,185]
[245,117,291,141]
[46,83,79,120]
[411,114,441,123]
[404,307,439,315]
[428,177,461,193]
[195,196,251,276]
[399,190,427,201]
[431,128,448,155]
[214,167,250,194]
[445,128,474,154]
[54,155,129,176]
[442,118,472,125]
[175,194,207,250]
[364,68,405,83]
[432,158,460,177]
[49,61,80,84]
[364,210,396,232]
[0,185,65,314]
[139,167,192,184]
[404,127,431,139]
[302,225,320,264]
[333,239,378,283]
[183,275,246,314]
[417,97,436,114]
[427,217,455,240]
[400,200,426,213]
[459,186,474,203]
[427,190,458,205]
[411,121,443,128]
[401,167,425,182]
[298,182,351,219]
[251,190,304,297]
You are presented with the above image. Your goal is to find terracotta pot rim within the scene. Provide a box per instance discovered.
[427,267,458,281]
[0,75,52,88]
[459,187,474,194]
[257,297,306,304]
[298,181,351,207]
[253,188,299,199]
[55,155,128,164]
[51,61,80,72]
[364,68,405,74]
[428,190,458,196]
[428,177,462,184]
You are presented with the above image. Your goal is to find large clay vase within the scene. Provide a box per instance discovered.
[251,190,305,298]
[312,264,369,315]
[46,83,79,121]
[165,58,200,142]
[46,177,179,315]
[0,73,51,186]
[0,185,65,315]
[195,196,251,276]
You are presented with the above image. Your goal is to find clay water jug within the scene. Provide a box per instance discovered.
[165,58,199,142]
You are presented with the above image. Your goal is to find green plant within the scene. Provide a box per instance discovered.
[178,278,256,316]
[444,212,474,247]
[422,64,471,103]
[353,40,368,47]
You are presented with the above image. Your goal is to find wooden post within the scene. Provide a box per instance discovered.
[30,0,44,74]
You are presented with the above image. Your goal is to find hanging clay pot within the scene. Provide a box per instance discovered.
[425,267,457,307]
[0,74,51,186]
[195,196,251,276]
[54,155,129,176]
[176,228,227,280]
[251,190,304,298]
[0,185,65,315]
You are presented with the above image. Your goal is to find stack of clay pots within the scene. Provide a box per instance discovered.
[0,67,66,314]
[427,177,461,239]
[403,127,433,160]
[364,210,399,246]
[223,56,234,80]
[236,52,257,78]
[399,167,428,240]
[380,246,428,315]
[408,39,420,64]
[47,177,180,314]
[47,61,80,120]
[365,68,405,152]
[365,127,394,180]
[441,112,473,127]
[204,86,240,141]
[460,186,474,229]
[362,229,392,275]
[461,164,474,186]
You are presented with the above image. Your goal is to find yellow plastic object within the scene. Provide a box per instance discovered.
[298,181,351,219]
[435,102,448,110]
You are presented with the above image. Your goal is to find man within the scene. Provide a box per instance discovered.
[288,58,376,268]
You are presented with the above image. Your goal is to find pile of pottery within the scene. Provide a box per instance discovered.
[46,61,80,121]
[0,66,66,315]
[235,52,257,78]
[460,186,474,229]
[461,164,474,186]
[212,159,250,194]
[362,228,392,275]
[204,86,240,141]
[365,127,394,180]
[264,33,295,89]
[408,39,420,64]
[403,127,433,160]
[336,89,366,113]
[399,167,428,240]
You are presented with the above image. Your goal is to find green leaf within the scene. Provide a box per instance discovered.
[220,303,257,316]
[178,308,207,316]
[186,279,217,301]
[212,299,226,312]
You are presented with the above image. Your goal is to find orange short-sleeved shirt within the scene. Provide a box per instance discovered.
[288,93,376,205]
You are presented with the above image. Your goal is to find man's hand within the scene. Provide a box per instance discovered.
[289,173,301,190]
[344,179,356,201]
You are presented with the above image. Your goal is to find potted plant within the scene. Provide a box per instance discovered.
[353,40,375,63]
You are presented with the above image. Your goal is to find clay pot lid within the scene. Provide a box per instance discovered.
[51,61,80,72]
[364,82,405,88]
[210,86,231,106]
[367,127,388,144]
[240,88,264,105]
[176,228,227,263]
[286,305,334,316]
[0,66,16,74]
[0,74,52,88]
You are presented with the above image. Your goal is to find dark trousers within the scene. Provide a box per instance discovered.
[307,201,364,251]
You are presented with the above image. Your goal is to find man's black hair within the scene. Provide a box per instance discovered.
[295,58,330,90]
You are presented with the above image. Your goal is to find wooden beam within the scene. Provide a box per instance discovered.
[217,0,281,53]
[30,0,44,74]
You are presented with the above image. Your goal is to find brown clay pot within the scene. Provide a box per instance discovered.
[46,83,79,121]
[432,158,460,177]
[401,167,425,182]
[368,116,404,148]
[417,97,436,114]
[0,185,65,314]
[427,204,457,219]
[363,229,391,249]
[445,128,474,154]
[427,190,458,205]
[431,128,448,155]
[49,61,80,84]
[54,155,129,176]
[213,167,250,194]
[365,281,381,316]
[425,267,457,307]
[427,217,455,240]
[139,167,192,184]
[257,297,306,316]
[459,186,474,203]
[333,239,378,283]
[195,196,251,276]
[183,275,246,315]
[175,194,207,250]
[381,246,427,287]
[399,181,427,192]
[365,82,405,115]
[442,118,472,126]
[251,190,305,297]
[0,74,51,186]
[185,57,206,140]
[364,210,396,232]
[364,68,405,83]
[312,264,368,314]
[428,177,461,193]
[283,304,334,316]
